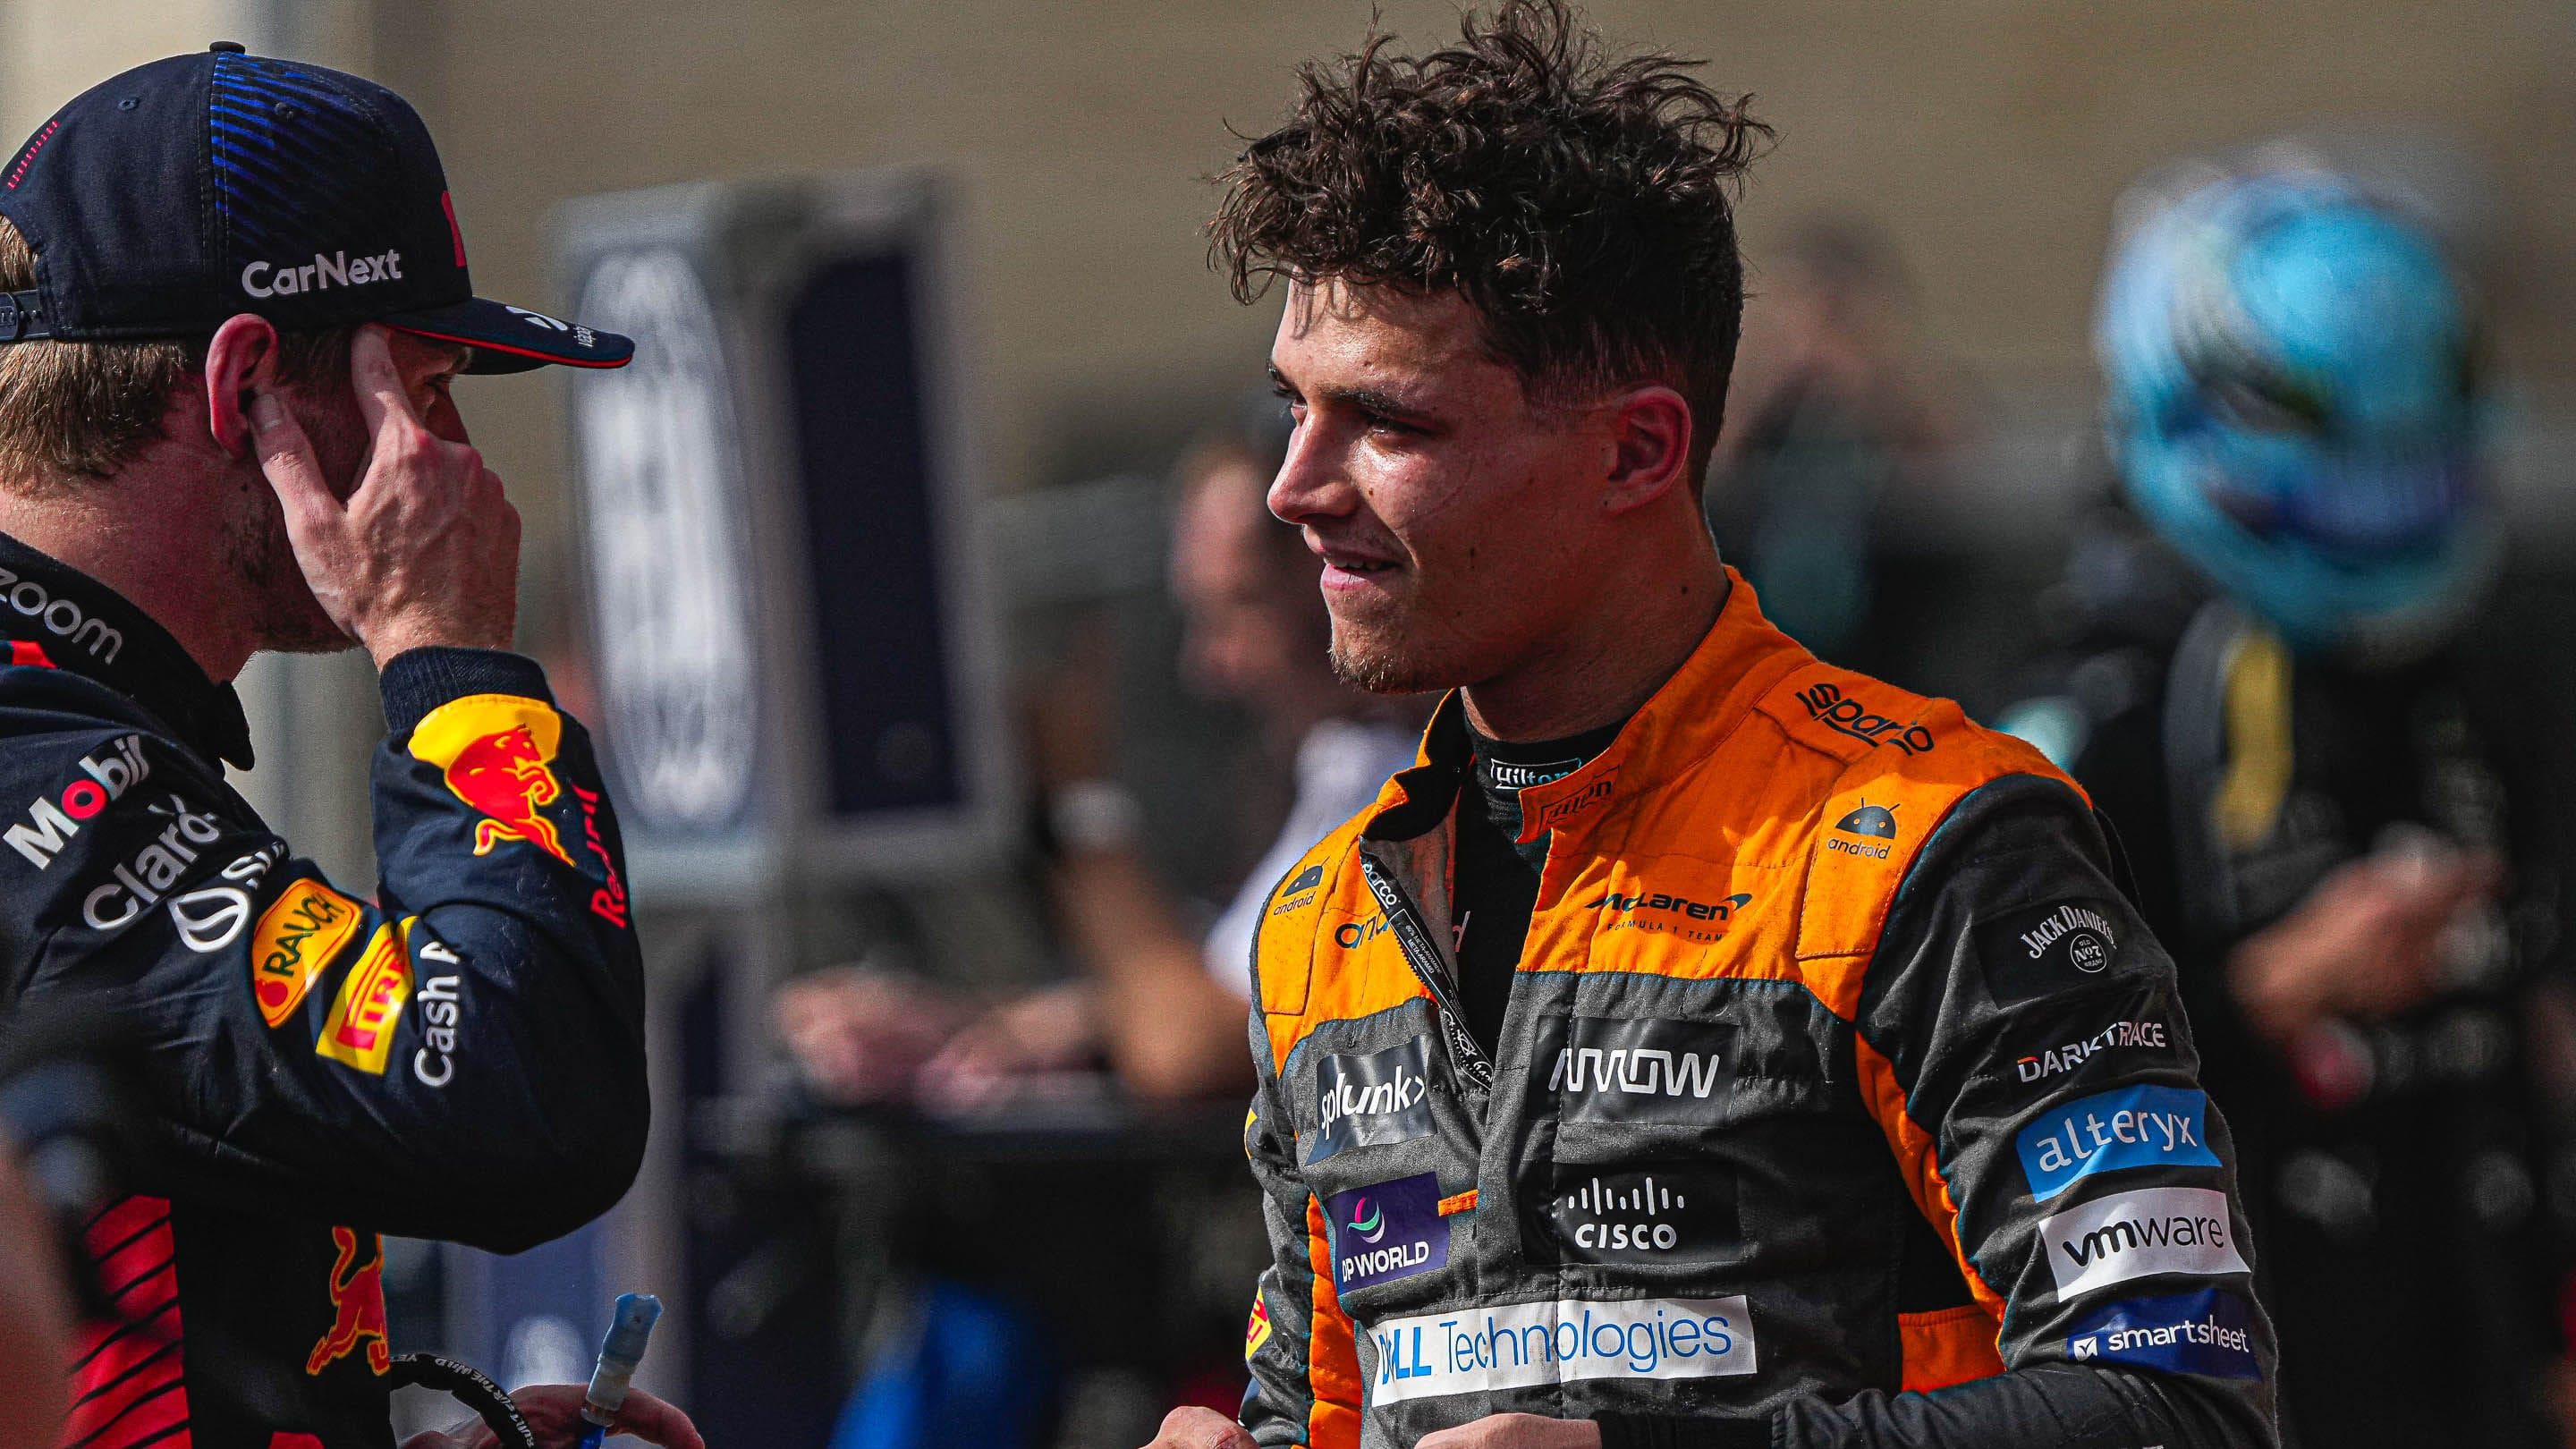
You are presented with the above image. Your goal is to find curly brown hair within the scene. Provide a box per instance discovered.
[1209,0,1771,483]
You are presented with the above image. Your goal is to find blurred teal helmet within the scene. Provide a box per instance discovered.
[2097,168,2493,652]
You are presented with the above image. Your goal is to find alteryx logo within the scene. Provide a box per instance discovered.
[2066,1289,2261,1381]
[1307,1038,1436,1165]
[1325,1172,1446,1292]
[2016,1084,2219,1199]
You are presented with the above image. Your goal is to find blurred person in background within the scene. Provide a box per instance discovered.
[2000,161,2576,1446]
[1157,4,2277,1446]
[1704,216,1961,676]
[0,46,695,1449]
[775,402,1422,1107]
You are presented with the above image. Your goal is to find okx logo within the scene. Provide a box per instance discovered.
[1538,1163,1738,1264]
[2066,1288,2261,1381]
[1308,1038,1437,1164]
[2016,1084,2220,1199]
[1538,1017,1733,1124]
[1325,1173,1448,1292]
[2040,1186,2247,1297]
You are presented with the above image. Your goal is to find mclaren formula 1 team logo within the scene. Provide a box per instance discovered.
[407,696,578,867]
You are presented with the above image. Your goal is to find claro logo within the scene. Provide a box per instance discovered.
[242,248,403,300]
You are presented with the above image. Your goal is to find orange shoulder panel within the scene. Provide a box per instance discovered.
[1304,1195,1363,1449]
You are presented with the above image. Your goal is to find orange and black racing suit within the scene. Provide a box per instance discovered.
[1237,572,2279,1447]
[0,534,646,1448]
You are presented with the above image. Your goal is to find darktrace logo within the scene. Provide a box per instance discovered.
[1793,682,1936,756]
[1538,1017,1734,1124]
[1827,801,1899,860]
[1308,1038,1436,1164]
[1538,1163,1738,1264]
[2014,1019,2168,1085]
[1583,886,1750,941]
[1325,1172,1448,1292]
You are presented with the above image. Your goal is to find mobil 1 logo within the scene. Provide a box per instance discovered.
[1975,898,2129,1004]
[1532,1161,1739,1265]
[1537,1017,1733,1125]
[1308,1037,1437,1165]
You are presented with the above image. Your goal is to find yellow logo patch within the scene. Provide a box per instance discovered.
[316,923,414,1075]
[250,880,364,1028]
[1244,1292,1273,1361]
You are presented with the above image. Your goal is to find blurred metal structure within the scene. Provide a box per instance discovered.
[556,171,1015,900]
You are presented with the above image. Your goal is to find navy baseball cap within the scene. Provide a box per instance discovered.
[0,42,631,373]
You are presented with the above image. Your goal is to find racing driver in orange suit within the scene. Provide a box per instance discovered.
[1147,5,2280,1447]
[0,45,697,1449]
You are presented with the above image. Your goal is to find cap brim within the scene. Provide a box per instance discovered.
[378,296,634,374]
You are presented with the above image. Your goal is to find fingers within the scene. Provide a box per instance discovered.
[248,391,342,530]
[351,324,425,445]
[612,1387,708,1449]
[1145,1405,1255,1449]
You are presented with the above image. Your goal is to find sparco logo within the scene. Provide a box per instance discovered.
[0,565,122,661]
[242,248,403,300]
[1793,682,1935,756]
[1538,1017,1734,1124]
[7,735,148,868]
[1307,1038,1436,1164]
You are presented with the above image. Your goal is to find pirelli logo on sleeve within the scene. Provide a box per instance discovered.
[316,922,415,1076]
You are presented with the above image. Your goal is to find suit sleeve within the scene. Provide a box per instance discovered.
[1605,776,2281,1449]
[11,648,646,1252]
[1239,1013,1364,1448]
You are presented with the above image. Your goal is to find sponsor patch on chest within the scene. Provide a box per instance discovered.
[1366,1295,1756,1404]
[1534,1017,1735,1124]
[1308,1038,1438,1164]
[1325,1172,1449,1292]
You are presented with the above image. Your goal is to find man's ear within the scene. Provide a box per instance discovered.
[202,313,284,460]
[1600,385,1693,515]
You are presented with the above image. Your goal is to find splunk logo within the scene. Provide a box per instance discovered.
[1325,1172,1447,1292]
[2039,1186,2247,1297]
[1538,1016,1733,1124]
[1308,1038,1436,1164]
[241,248,404,299]
[1792,682,1936,756]
[1368,1295,1755,1405]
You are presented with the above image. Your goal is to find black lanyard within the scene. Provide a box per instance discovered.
[1357,850,1496,1095]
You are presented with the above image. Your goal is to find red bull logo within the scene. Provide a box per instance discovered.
[306,1226,389,1376]
[407,697,576,868]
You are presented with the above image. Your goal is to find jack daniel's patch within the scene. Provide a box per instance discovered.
[1975,899,2129,1003]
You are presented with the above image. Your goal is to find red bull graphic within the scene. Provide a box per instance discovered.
[408,695,577,868]
[306,1225,390,1376]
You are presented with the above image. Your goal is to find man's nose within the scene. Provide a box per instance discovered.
[1267,420,1347,526]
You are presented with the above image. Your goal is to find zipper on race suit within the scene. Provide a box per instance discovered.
[1357,850,1496,1097]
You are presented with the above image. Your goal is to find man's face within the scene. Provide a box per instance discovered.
[1169,459,1326,717]
[1266,279,1610,696]
[234,328,471,653]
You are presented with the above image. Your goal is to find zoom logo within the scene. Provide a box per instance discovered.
[1307,1038,1436,1164]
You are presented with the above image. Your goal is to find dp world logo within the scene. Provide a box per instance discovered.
[1348,1197,1387,1243]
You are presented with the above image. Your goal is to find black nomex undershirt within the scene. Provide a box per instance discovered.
[1452,716,1629,1055]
